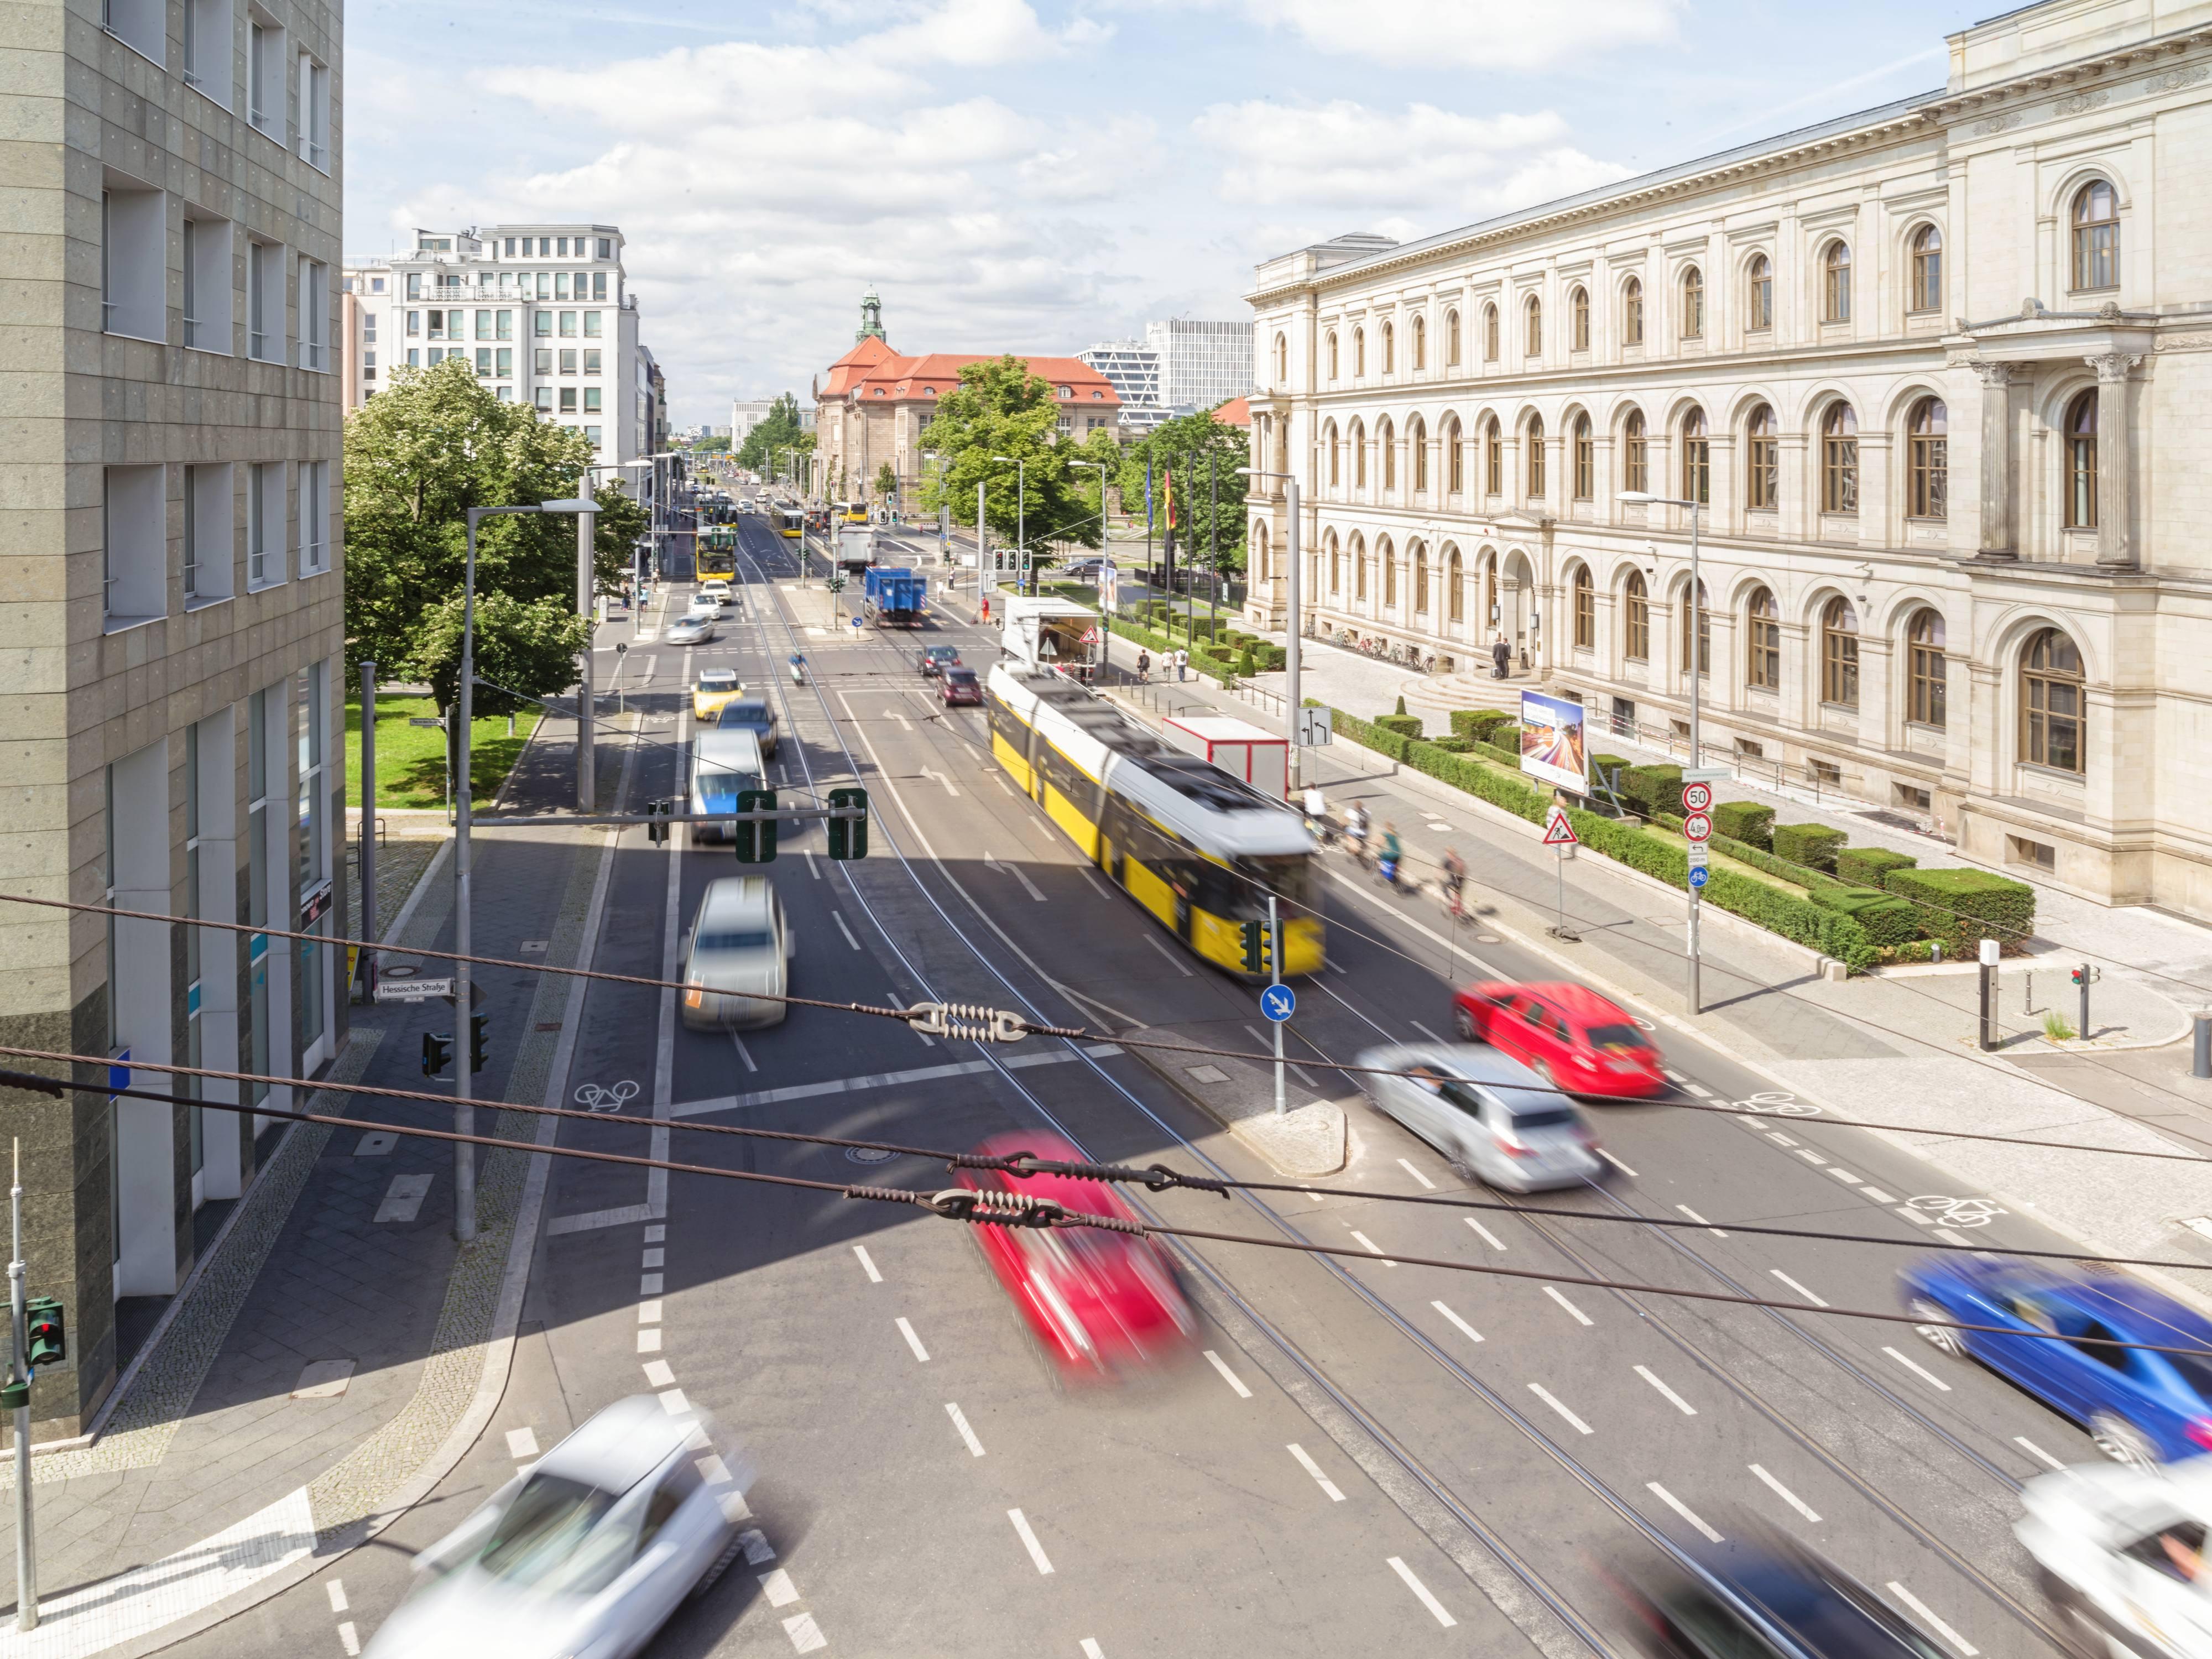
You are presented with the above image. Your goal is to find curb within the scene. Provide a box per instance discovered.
[1118,1026,1347,1178]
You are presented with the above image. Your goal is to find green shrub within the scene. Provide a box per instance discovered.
[1619,763,1683,817]
[1712,800,1773,850]
[1808,884,1922,948]
[1255,645,1287,671]
[1394,694,1409,716]
[1885,867,2036,953]
[1452,708,1514,739]
[1375,713,1424,739]
[1482,725,1524,769]
[1430,734,1475,753]
[1655,810,1684,832]
[1887,939,1940,963]
[1237,646,1258,676]
[1836,847,1918,889]
[1771,823,1848,873]
[1711,832,1841,893]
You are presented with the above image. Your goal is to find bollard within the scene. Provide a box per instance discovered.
[1978,937,2001,1051]
[2195,1011,2212,1081]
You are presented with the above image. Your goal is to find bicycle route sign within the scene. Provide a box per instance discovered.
[1260,984,1296,1023]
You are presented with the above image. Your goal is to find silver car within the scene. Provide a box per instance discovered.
[1353,1041,1605,1193]
[666,613,716,646]
[366,1396,752,1659]
[681,875,793,1030]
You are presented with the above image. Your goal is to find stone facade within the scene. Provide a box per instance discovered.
[0,0,347,1433]
[1244,0,2212,920]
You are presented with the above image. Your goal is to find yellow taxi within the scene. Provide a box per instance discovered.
[692,668,746,722]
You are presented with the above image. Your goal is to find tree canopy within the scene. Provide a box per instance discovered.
[1112,408,1250,571]
[916,356,1102,557]
[734,392,816,483]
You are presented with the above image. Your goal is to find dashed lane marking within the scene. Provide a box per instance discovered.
[643,1359,675,1388]
[1082,1642,1105,1658]
[638,1298,662,1323]
[730,1032,759,1074]
[1528,1384,1592,1435]
[1545,1286,1593,1326]
[1598,1149,1638,1178]
[670,1047,1119,1120]
[1886,1583,1979,1657]
[1431,1301,1483,1344]
[1388,1557,1457,1628]
[1287,1443,1347,1503]
[1009,1509,1055,1575]
[833,912,862,951]
[1143,934,1194,977]
[853,1244,882,1283]
[1396,1158,1436,1190]
[638,1328,661,1354]
[1349,1229,1396,1266]
[1636,1365,1698,1415]
[659,1387,691,1415]
[1678,1204,1726,1238]
[1408,1020,1445,1044]
[1750,1463,1822,1522]
[1883,1345,1953,1392]
[1827,1166,1862,1184]
[1861,1185,1898,1204]
[1796,1149,1829,1167]
[1647,1482,1723,1543]
[1771,1269,1828,1308]
[2014,1437,2068,1471]
[1203,1349,1253,1399]
[946,1402,985,1457]
[759,1567,801,1606]
[1464,1217,1507,1251]
[897,1317,930,1361]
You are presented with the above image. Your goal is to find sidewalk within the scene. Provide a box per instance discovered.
[0,702,641,1658]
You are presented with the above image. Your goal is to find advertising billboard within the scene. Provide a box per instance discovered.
[1519,691,1589,795]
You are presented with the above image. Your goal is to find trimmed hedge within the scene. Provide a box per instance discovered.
[1837,846,1918,889]
[1712,800,1774,850]
[1886,866,2036,953]
[1809,884,1921,948]
[1107,616,1241,685]
[1375,713,1424,739]
[1430,734,1476,753]
[1451,708,1515,739]
[1619,763,1683,817]
[1772,823,1848,873]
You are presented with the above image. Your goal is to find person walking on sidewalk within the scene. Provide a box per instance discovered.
[1175,646,1189,681]
[1491,633,1511,680]
[1137,648,1151,684]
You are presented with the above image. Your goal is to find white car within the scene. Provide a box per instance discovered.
[366,1396,752,1659]
[2018,1459,2212,1657]
[1352,1042,1605,1193]
[680,875,793,1031]
[687,592,723,617]
[700,578,733,602]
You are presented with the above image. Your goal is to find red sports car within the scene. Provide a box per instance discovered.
[953,1132,1196,1376]
[1451,980,1667,1100]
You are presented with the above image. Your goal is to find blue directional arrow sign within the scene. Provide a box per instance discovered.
[1260,984,1296,1023]
[1688,865,1710,889]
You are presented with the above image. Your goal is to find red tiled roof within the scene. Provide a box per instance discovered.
[1213,397,1251,427]
[824,348,1120,406]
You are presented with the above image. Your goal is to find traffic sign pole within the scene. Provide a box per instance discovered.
[1269,894,1286,1118]
[1542,805,1580,943]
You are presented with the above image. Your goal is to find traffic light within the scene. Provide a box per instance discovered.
[24,1298,63,1369]
[1241,919,1274,975]
[733,789,778,863]
[646,799,672,845]
[2071,964,2088,986]
[469,1014,489,1072]
[421,1031,453,1077]
[827,787,869,861]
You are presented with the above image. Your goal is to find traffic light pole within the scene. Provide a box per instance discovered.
[10,1140,34,1632]
[1269,895,1286,1118]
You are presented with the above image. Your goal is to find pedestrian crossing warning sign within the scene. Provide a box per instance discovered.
[1542,805,1578,847]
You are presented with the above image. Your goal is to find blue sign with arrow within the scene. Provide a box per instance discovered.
[1260,984,1296,1023]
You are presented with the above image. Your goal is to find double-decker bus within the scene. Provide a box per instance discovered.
[696,526,738,579]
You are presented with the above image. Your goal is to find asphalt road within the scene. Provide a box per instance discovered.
[178,513,2117,1657]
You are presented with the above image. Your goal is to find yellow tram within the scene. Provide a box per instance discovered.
[985,665,1323,977]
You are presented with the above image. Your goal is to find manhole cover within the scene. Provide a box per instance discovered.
[845,1146,896,1166]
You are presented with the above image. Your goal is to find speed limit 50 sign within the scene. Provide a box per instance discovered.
[1681,781,1713,813]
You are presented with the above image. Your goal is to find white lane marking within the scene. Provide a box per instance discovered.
[326,1580,349,1613]
[1545,1286,1593,1326]
[833,912,862,951]
[889,709,913,731]
[897,1317,930,1361]
[643,1248,665,1269]
[1934,1226,1973,1247]
[1599,1149,1639,1177]
[1884,1345,1953,1391]
[1464,1217,1506,1251]
[736,1525,773,1561]
[759,1567,801,1607]
[1647,1482,1723,1543]
[643,1359,676,1388]
[729,1032,759,1074]
[1528,1384,1593,1434]
[638,1298,662,1323]
[1348,1229,1396,1266]
[645,1224,666,1243]
[1431,1301,1483,1344]
[374,1173,433,1224]
[1768,1130,1798,1146]
[1142,933,1194,977]
[1827,1166,1861,1184]
[1685,1083,1714,1099]
[1287,1443,1347,1503]
[2015,1436,2068,1471]
[1636,1365,1698,1415]
[637,1328,661,1354]
[946,1402,985,1457]
[923,765,960,797]
[1396,1158,1436,1191]
[337,1623,360,1657]
[1203,1349,1253,1399]
[1664,1068,1688,1082]
[640,1272,664,1296]
[853,1244,882,1283]
[548,1203,655,1236]
[1861,1185,1898,1204]
[1770,1269,1828,1307]
[1678,1204,1726,1238]
[670,1050,1106,1120]
[1886,1583,1979,1657]
[1080,868,1111,900]
[659,1387,691,1415]
[1750,1463,1822,1522]
[1082,1642,1105,1659]
[806,851,822,881]
[1796,1149,1829,1166]
[1009,1508,1055,1575]
[1901,1208,1936,1226]
[504,1428,539,1459]
[985,851,1046,900]
[1408,1020,1445,1044]
[1388,1557,1457,1628]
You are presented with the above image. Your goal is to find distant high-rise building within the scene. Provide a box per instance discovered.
[1146,318,1253,414]
[1078,339,1164,431]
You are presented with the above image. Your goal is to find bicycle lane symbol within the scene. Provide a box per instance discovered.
[1905,1195,2007,1228]
[575,1080,641,1114]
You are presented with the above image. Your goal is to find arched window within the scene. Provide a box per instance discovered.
[1573,566,1595,649]
[1823,241,1852,323]
[1414,542,1430,613]
[1353,535,1368,601]
[1747,254,1772,331]
[1354,327,1366,377]
[1820,403,1859,513]
[2072,181,2119,292]
[1352,419,1367,489]
[1328,533,1340,595]
[1745,403,1778,509]
[1446,418,1464,493]
[1624,277,1644,346]
[2022,628,2084,773]
[1525,295,1542,357]
[1681,407,1709,505]
[1410,416,1428,492]
[1327,331,1339,380]
[1381,320,1395,374]
[1680,579,1709,677]
[1448,548,1464,623]
[1381,539,1397,608]
[1681,266,1704,340]
[1447,309,1462,367]
[1746,587,1780,689]
[1908,398,1947,519]
[1624,571,1650,662]
[2064,388,2098,528]
[1483,417,1502,495]
[1526,414,1546,498]
[1908,609,1947,728]
[1820,597,1860,707]
[1910,227,1943,314]
[1275,333,1288,383]
[1326,421,1340,488]
[1622,408,1647,493]
[1483,304,1499,362]
[1412,315,1426,371]
[1573,413,1594,500]
[1571,285,1590,352]
[1380,418,1396,490]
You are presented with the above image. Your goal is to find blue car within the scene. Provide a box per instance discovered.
[1901,1256,2212,1467]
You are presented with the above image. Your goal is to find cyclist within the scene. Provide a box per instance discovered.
[1441,847,1467,917]
[1378,822,1404,889]
[1301,784,1329,844]
[1344,801,1371,866]
[788,653,808,686]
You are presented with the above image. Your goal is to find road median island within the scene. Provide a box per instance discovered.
[1121,1021,1346,1177]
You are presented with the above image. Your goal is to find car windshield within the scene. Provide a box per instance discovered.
[717,703,770,728]
[696,930,772,951]
[476,1473,620,1589]
[1584,1022,1650,1050]
[696,766,756,806]
[947,669,977,684]
[927,647,958,661]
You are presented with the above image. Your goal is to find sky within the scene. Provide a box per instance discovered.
[345,0,1991,427]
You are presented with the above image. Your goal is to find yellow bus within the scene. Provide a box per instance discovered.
[837,501,869,525]
[775,509,804,540]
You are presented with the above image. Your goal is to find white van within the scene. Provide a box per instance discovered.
[680,878,792,1031]
[689,728,765,843]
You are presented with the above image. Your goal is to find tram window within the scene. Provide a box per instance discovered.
[1236,853,1317,911]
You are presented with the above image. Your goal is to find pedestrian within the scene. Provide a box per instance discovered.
[1442,847,1467,918]
[1138,648,1151,684]
[1491,633,1511,680]
[1176,646,1189,681]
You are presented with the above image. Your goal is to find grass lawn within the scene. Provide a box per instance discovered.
[345,694,542,811]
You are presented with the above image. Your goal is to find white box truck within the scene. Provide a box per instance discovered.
[1000,595,1102,681]
[1160,714,1289,799]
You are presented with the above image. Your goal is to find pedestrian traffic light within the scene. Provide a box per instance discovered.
[646,799,672,845]
[421,1031,453,1076]
[24,1298,63,1369]
[733,789,778,863]
[827,787,869,861]
[1241,920,1274,974]
[469,1013,489,1072]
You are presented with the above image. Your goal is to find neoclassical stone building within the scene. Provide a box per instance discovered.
[1243,0,2212,919]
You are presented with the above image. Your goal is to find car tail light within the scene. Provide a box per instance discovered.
[2187,1418,2212,1453]
[1499,1139,1534,1159]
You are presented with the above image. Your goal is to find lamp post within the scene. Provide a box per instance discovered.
[991,455,1026,593]
[571,460,646,812]
[1237,466,1302,791]
[1619,488,1705,1015]
[455,497,596,1242]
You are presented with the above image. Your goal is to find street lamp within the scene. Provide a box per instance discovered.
[453,497,594,1243]
[573,461,650,813]
[1236,466,1303,791]
[1619,488,1708,1016]
[991,455,1025,593]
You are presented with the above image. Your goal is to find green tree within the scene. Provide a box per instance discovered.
[1120,408,1250,573]
[735,392,813,479]
[590,483,647,593]
[916,356,1100,564]
[691,434,730,453]
[873,461,899,502]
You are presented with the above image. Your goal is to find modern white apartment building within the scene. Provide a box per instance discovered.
[341,223,661,469]
[1148,318,1254,415]
[0,0,347,1434]
[1244,0,2212,921]
[1079,338,1165,430]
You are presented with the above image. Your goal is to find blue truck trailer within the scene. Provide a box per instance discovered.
[863,566,927,628]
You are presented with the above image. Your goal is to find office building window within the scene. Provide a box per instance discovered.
[559,388,577,413]
[583,348,602,375]
[1624,571,1650,661]
[298,460,327,573]
[1622,409,1647,493]
[248,18,285,139]
[2021,628,2085,772]
[583,387,601,413]
[535,310,552,336]
[593,272,607,300]
[298,258,327,369]
[585,425,603,447]
[1908,398,1948,519]
[475,346,492,376]
[2071,181,2119,293]
[535,347,553,374]
[1820,597,1860,707]
[597,238,612,260]
[1745,404,1777,509]
[406,348,419,367]
[1747,254,1772,330]
[495,346,512,378]
[534,387,552,411]
[1820,403,1859,513]
[559,311,577,337]
[297,51,330,169]
[583,311,602,337]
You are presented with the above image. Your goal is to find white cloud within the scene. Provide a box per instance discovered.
[1149,0,1681,71]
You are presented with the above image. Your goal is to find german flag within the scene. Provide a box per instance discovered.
[1161,462,1177,567]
